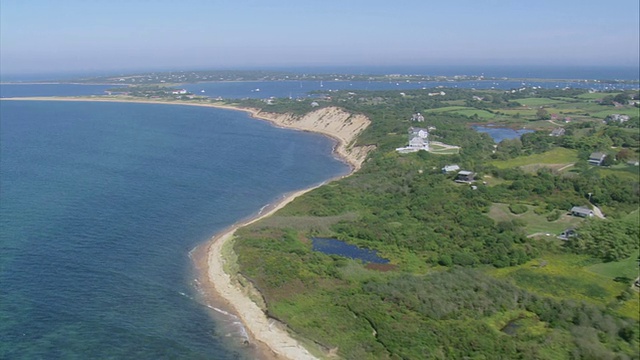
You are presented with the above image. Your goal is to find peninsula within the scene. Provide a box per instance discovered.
[3,81,638,359]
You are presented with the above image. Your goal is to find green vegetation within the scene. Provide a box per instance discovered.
[225,87,639,358]
[489,254,639,320]
[102,84,639,358]
[565,219,639,262]
[587,257,639,281]
[518,97,568,106]
[490,147,579,169]
[488,203,583,235]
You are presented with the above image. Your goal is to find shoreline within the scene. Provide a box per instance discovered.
[3,96,370,359]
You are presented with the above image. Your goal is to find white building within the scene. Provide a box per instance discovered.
[411,113,425,122]
[409,127,429,139]
[442,164,460,173]
[397,127,430,153]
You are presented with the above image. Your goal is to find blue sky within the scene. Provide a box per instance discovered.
[1,0,638,75]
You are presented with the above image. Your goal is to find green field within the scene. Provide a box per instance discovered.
[621,209,639,223]
[517,98,568,106]
[597,166,640,182]
[429,106,495,119]
[490,147,579,169]
[488,254,640,320]
[587,257,639,280]
[591,108,640,118]
[487,203,583,235]
[576,92,622,100]
[429,147,460,154]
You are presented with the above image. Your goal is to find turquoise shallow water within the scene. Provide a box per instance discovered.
[0,100,349,359]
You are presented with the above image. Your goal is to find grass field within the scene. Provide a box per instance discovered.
[490,148,579,169]
[429,106,496,119]
[621,209,639,223]
[429,147,460,154]
[429,142,460,154]
[597,166,640,182]
[576,92,622,100]
[587,257,639,280]
[488,253,640,320]
[591,108,640,118]
[487,203,583,235]
[517,98,568,107]
[499,109,538,117]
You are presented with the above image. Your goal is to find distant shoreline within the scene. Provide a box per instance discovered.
[1,95,370,360]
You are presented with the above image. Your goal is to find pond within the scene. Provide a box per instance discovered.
[311,237,390,264]
[472,125,534,143]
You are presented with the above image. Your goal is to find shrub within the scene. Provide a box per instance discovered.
[546,210,562,222]
[534,206,547,215]
[509,203,528,214]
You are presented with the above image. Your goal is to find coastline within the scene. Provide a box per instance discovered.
[2,96,371,359]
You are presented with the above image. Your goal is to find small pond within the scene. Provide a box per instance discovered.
[472,125,534,143]
[312,237,390,264]
[501,320,522,336]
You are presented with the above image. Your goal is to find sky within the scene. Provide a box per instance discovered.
[1,0,639,76]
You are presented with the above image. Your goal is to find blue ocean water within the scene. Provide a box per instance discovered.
[0,84,113,98]
[0,100,349,359]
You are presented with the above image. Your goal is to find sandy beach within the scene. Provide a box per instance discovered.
[2,96,372,359]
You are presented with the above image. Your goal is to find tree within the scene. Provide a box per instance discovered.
[567,219,640,261]
[616,149,633,162]
[536,108,550,120]
[613,92,630,104]
[601,154,615,166]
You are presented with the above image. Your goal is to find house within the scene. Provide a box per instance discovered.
[570,206,594,218]
[558,228,577,240]
[396,137,429,153]
[455,171,475,183]
[411,113,425,122]
[171,89,188,95]
[550,128,565,137]
[409,127,429,139]
[396,126,431,153]
[588,152,606,166]
[442,164,461,173]
[409,137,427,148]
[605,114,630,123]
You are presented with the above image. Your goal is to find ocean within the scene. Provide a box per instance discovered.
[0,99,349,359]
